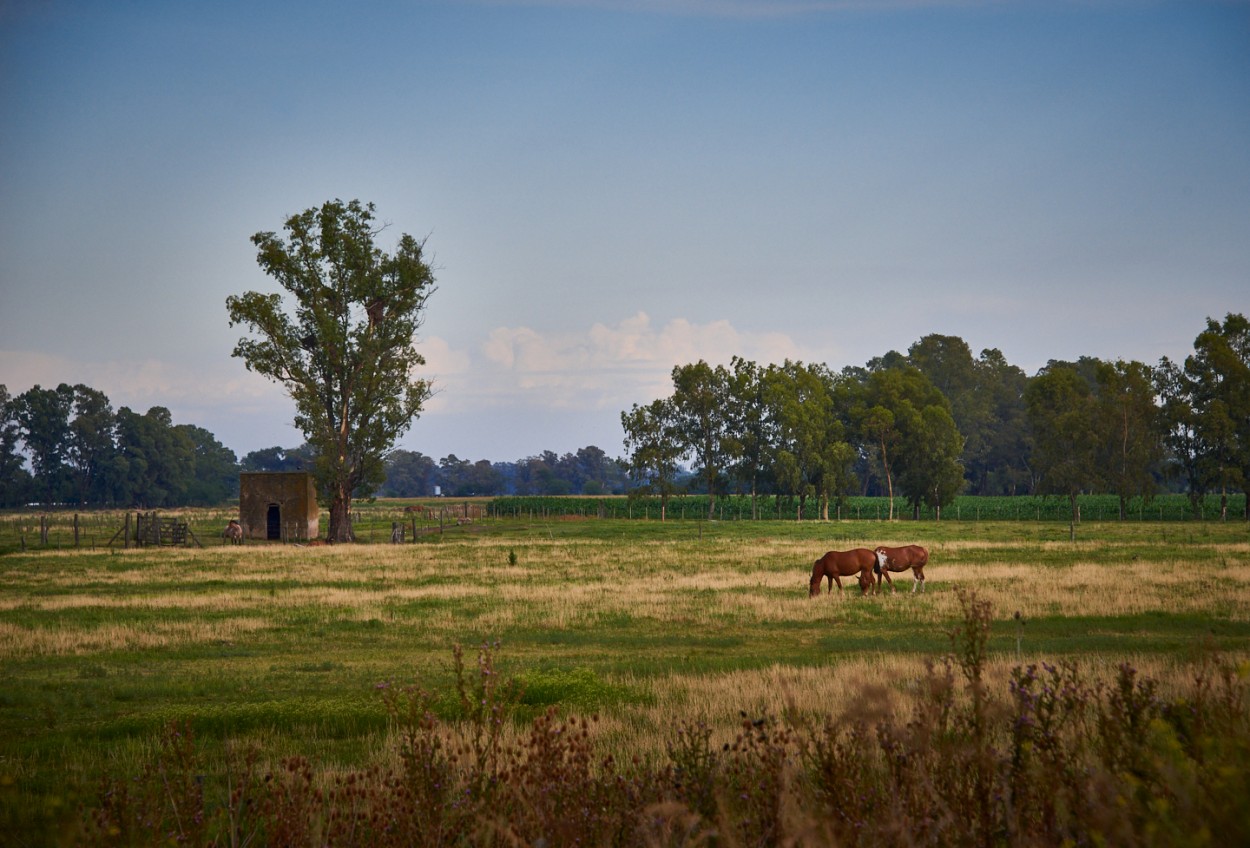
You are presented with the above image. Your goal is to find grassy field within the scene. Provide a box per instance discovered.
[2,512,1249,844]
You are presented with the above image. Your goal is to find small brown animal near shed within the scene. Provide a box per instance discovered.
[238,472,320,542]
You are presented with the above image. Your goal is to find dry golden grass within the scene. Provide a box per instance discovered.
[0,616,271,656]
[3,533,1249,661]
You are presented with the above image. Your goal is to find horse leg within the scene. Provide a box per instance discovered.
[833,574,844,592]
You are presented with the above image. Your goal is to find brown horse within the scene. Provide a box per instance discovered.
[810,548,878,596]
[873,545,928,593]
[223,519,243,546]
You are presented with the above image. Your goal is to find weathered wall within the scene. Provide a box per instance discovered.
[238,472,320,541]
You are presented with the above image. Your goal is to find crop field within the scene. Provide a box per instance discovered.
[2,510,1250,845]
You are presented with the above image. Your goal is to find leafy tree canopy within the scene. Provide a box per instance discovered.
[227,199,436,541]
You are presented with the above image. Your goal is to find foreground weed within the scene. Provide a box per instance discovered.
[60,606,1250,847]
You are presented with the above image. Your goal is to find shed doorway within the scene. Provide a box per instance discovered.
[266,504,281,540]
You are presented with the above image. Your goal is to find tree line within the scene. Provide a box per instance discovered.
[240,444,631,499]
[0,389,629,508]
[0,384,239,509]
[3,313,1245,515]
[620,314,1250,523]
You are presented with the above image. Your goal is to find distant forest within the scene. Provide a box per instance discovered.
[1,315,1245,518]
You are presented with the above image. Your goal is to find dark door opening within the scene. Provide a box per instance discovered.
[266,504,281,540]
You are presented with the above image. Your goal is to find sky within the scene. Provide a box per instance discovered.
[2,0,1248,464]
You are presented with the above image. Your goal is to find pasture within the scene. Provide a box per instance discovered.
[2,511,1249,844]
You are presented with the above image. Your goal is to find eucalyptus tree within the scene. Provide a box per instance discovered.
[1094,359,1163,520]
[908,335,1030,496]
[0,386,32,507]
[669,360,734,519]
[177,424,240,505]
[227,199,437,541]
[1179,313,1250,520]
[763,361,853,521]
[114,406,195,508]
[1155,356,1206,515]
[11,383,74,504]
[724,357,772,519]
[896,404,965,519]
[620,397,684,521]
[972,348,1033,495]
[378,449,439,497]
[66,385,116,505]
[241,445,311,472]
[1024,363,1101,525]
[855,362,950,522]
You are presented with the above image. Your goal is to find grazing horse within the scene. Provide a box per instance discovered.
[873,545,928,593]
[223,519,243,546]
[810,548,878,596]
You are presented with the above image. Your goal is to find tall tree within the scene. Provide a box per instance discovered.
[724,357,772,520]
[1094,360,1163,520]
[227,199,437,541]
[852,363,948,520]
[242,445,311,472]
[972,349,1033,495]
[0,386,32,507]
[1024,363,1101,524]
[764,361,852,521]
[379,449,439,497]
[908,335,1030,496]
[897,404,965,519]
[178,425,240,505]
[669,360,733,519]
[1156,356,1204,514]
[114,406,194,508]
[620,398,683,521]
[1184,314,1250,520]
[12,383,75,505]
[568,445,622,496]
[66,385,116,505]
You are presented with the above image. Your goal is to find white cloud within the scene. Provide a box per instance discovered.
[0,350,270,405]
[427,312,805,417]
[2,314,807,455]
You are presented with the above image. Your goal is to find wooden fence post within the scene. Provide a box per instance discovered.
[74,513,80,547]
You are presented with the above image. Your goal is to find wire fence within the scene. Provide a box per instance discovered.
[484,493,1249,523]
[1,493,1245,552]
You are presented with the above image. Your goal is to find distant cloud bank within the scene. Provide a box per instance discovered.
[426,311,803,414]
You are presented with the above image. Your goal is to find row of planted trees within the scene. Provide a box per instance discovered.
[620,314,1250,523]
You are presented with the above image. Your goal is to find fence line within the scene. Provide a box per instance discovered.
[2,493,1246,550]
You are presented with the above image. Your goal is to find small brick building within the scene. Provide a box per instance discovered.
[239,472,320,542]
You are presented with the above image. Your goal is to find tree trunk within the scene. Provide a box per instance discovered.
[328,484,354,542]
[879,437,895,521]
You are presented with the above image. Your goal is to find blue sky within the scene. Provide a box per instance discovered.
[2,0,1248,462]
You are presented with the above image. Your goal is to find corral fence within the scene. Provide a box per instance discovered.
[0,508,239,552]
[0,503,490,551]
